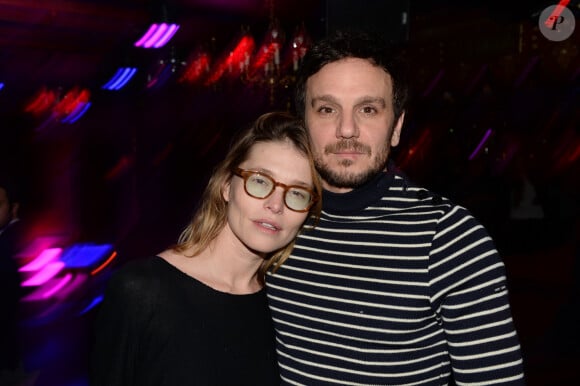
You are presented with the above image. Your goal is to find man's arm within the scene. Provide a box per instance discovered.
[429,205,525,385]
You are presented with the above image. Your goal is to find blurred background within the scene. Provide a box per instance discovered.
[0,0,578,385]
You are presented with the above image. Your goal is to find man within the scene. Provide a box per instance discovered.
[266,30,525,385]
[0,176,25,381]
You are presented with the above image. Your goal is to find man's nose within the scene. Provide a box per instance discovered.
[336,111,359,138]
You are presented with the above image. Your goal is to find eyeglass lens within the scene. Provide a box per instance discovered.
[244,172,312,211]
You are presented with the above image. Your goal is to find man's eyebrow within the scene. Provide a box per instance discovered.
[310,95,338,106]
[310,95,386,107]
[355,97,386,107]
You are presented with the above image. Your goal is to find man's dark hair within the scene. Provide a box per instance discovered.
[294,29,408,121]
[0,174,21,204]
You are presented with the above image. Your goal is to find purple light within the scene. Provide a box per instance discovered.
[464,64,488,94]
[134,24,158,47]
[514,56,539,88]
[41,273,73,298]
[144,23,168,48]
[422,69,445,98]
[22,273,87,302]
[468,128,493,160]
[134,23,180,49]
[21,261,65,287]
[153,24,180,48]
[19,247,63,272]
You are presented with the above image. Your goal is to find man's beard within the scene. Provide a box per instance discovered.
[314,138,390,189]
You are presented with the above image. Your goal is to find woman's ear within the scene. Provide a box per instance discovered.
[222,178,231,203]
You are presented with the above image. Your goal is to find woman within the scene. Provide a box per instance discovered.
[90,112,321,386]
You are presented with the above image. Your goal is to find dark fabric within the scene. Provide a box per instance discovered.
[90,256,280,386]
[0,220,24,371]
[267,170,525,385]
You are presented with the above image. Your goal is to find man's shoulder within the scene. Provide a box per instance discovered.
[387,174,455,207]
[0,220,27,257]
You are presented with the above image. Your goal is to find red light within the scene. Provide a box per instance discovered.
[206,34,255,85]
[24,88,57,115]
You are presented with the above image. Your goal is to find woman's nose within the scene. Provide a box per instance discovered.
[264,187,285,214]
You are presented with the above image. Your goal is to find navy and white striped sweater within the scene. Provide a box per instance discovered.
[266,170,525,385]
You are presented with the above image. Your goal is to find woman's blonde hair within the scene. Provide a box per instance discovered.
[173,111,322,283]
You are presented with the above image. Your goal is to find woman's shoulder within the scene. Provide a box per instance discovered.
[106,256,168,296]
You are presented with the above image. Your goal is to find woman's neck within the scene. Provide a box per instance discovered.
[161,229,264,294]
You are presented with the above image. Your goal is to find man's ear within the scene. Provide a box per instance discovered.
[10,202,20,219]
[390,111,405,147]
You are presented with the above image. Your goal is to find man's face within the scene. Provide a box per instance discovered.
[304,58,405,193]
[0,187,15,230]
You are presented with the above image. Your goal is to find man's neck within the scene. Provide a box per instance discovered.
[0,217,19,235]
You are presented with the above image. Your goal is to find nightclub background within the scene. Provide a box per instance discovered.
[0,0,578,385]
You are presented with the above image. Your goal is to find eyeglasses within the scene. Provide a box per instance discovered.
[233,168,316,212]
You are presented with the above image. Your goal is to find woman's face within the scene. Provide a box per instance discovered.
[223,139,313,255]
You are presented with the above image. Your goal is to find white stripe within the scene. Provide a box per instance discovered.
[430,236,492,270]
[431,262,504,302]
[277,329,448,353]
[450,344,521,361]
[297,243,431,257]
[442,304,511,323]
[455,373,524,386]
[444,318,513,335]
[270,269,430,299]
[446,276,506,297]
[282,254,429,276]
[442,290,508,311]
[447,330,518,347]
[303,226,435,237]
[454,358,523,374]
[279,349,451,379]
[269,300,436,328]
[268,280,431,308]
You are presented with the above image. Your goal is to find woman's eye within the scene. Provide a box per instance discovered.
[253,176,269,185]
[290,190,307,200]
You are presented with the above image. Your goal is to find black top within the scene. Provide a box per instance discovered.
[90,256,280,386]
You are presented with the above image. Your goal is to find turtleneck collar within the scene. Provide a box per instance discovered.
[322,168,398,214]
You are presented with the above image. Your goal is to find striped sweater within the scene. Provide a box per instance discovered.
[266,170,525,385]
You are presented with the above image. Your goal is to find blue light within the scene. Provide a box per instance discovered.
[79,295,104,315]
[102,67,137,90]
[62,102,91,124]
[60,243,114,268]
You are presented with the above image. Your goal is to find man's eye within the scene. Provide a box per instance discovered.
[361,106,377,114]
[317,106,334,114]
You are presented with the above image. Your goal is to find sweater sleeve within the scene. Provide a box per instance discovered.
[429,204,525,385]
[89,261,155,386]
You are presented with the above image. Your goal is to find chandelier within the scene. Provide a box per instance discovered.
[176,0,312,105]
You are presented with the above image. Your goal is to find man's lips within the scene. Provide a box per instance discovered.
[334,150,364,155]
